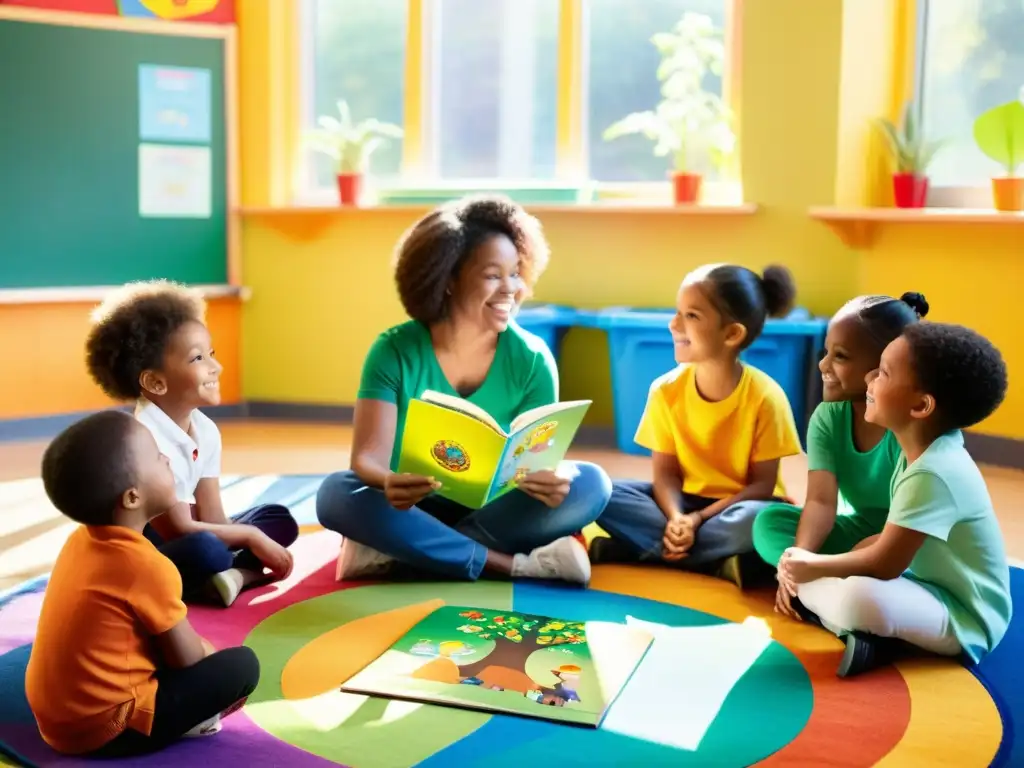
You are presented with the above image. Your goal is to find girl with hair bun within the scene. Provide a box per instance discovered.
[752,292,929,646]
[591,263,803,585]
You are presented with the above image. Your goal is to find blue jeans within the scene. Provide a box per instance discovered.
[144,504,299,596]
[315,463,612,580]
[596,480,774,568]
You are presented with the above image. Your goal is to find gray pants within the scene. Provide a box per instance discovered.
[596,479,774,568]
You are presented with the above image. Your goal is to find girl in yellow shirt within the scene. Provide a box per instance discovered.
[590,263,802,586]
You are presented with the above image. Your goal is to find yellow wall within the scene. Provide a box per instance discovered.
[240,0,856,427]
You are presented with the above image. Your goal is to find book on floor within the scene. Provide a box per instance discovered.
[396,390,592,509]
[339,605,654,727]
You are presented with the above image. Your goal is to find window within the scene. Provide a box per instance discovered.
[298,0,735,199]
[430,0,559,180]
[301,0,407,193]
[916,0,1024,201]
[585,0,729,183]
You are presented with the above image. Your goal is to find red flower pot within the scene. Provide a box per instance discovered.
[336,173,363,206]
[670,171,702,204]
[892,173,928,208]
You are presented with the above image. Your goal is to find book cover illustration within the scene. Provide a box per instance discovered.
[397,392,591,508]
[340,605,653,727]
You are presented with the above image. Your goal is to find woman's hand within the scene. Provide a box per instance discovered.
[779,547,824,586]
[518,469,572,508]
[384,472,441,511]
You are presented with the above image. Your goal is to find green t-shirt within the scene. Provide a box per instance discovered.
[888,431,1012,663]
[806,400,902,529]
[357,320,560,471]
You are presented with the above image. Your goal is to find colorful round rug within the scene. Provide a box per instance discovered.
[0,474,1017,766]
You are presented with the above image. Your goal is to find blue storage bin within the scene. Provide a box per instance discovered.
[578,307,827,455]
[513,303,578,360]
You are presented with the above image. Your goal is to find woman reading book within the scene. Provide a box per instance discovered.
[316,195,612,585]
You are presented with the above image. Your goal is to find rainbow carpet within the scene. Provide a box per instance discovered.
[0,474,1020,766]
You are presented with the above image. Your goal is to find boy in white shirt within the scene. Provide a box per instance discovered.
[86,280,299,606]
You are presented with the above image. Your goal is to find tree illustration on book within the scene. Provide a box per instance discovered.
[340,605,654,726]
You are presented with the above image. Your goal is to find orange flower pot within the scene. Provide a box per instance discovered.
[337,173,363,206]
[670,171,702,204]
[992,177,1024,212]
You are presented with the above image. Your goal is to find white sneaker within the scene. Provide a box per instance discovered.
[209,568,244,607]
[335,538,394,581]
[184,714,222,737]
[512,536,591,585]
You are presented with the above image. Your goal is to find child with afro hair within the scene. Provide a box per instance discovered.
[86,280,299,607]
[779,321,1012,678]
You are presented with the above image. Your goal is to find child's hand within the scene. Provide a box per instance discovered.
[661,514,696,561]
[384,473,442,510]
[774,580,800,619]
[249,532,294,580]
[779,547,822,585]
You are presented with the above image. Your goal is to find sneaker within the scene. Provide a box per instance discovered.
[715,555,744,588]
[836,631,900,678]
[512,536,591,585]
[209,569,244,607]
[790,596,824,628]
[184,714,222,737]
[587,536,640,564]
[335,538,394,581]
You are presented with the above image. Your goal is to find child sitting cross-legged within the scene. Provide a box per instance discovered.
[26,411,260,757]
[590,263,803,586]
[779,322,1013,678]
[85,281,299,606]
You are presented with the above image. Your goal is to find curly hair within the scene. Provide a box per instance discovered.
[85,280,206,401]
[902,322,1008,432]
[42,410,139,526]
[392,195,550,324]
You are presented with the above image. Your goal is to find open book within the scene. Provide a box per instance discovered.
[340,605,653,727]
[397,390,592,509]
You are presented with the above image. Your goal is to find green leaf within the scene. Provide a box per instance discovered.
[973,100,1024,175]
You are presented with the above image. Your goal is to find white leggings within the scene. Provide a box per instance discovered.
[798,575,962,656]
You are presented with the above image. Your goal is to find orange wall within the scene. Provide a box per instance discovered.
[0,298,242,419]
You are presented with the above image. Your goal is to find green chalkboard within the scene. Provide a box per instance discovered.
[0,17,229,289]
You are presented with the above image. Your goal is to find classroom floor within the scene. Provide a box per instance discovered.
[2,419,1024,591]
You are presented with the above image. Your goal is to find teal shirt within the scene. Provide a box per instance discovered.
[357,320,559,471]
[889,431,1012,663]
[806,401,902,530]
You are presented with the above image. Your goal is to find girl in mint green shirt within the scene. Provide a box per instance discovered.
[753,292,928,616]
[780,322,1012,679]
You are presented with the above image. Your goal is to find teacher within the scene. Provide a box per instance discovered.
[316,195,612,585]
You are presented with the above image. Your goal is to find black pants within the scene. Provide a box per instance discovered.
[144,504,299,596]
[92,647,260,757]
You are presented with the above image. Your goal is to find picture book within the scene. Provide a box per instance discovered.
[340,605,654,727]
[396,390,592,509]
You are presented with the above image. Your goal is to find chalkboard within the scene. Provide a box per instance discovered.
[0,13,232,289]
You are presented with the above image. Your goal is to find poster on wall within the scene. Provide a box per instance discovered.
[138,64,211,143]
[118,0,232,22]
[138,143,211,218]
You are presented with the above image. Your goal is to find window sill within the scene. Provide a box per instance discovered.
[242,202,759,241]
[809,206,1024,248]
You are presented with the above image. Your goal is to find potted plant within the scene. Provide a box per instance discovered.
[306,100,403,206]
[873,101,943,209]
[973,99,1024,212]
[603,12,734,205]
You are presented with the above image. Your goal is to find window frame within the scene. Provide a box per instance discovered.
[293,0,742,205]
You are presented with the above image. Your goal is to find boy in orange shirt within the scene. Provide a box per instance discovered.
[25,411,260,757]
